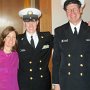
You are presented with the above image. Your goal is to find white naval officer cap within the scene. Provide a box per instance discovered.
[61,0,85,8]
[18,8,41,22]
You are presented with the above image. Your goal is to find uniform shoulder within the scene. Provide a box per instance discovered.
[82,21,88,26]
[39,31,53,41]
[55,23,68,30]
[17,33,25,40]
[54,22,68,33]
[82,21,90,30]
[18,33,24,37]
[39,31,53,37]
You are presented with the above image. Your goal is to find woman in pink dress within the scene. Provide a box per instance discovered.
[0,26,19,90]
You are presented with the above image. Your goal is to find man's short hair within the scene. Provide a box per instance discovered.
[63,0,81,10]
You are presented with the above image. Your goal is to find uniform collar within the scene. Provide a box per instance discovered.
[70,20,82,34]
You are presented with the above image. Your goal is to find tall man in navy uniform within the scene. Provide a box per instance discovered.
[17,8,53,90]
[52,0,90,90]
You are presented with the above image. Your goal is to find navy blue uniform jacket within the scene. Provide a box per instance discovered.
[17,31,53,90]
[52,21,90,90]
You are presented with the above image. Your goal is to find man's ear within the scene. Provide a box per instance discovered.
[80,7,83,14]
[36,20,39,24]
[80,4,85,14]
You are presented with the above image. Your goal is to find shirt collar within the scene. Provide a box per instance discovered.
[26,31,38,48]
[26,31,37,38]
[70,20,82,34]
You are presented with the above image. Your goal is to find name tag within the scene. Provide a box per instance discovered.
[42,45,49,49]
[20,49,26,52]
[61,39,68,43]
[85,39,90,41]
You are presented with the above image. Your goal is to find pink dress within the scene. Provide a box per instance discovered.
[0,50,19,90]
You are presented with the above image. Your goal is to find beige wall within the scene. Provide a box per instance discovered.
[52,0,90,34]
[82,0,90,21]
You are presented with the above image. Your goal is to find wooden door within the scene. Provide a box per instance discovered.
[39,0,52,33]
[0,0,24,34]
[37,0,52,74]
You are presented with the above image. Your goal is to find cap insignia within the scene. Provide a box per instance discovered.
[27,11,33,16]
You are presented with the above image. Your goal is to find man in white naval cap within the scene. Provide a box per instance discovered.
[17,8,53,90]
[52,0,90,90]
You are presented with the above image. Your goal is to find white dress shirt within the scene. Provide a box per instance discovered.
[26,31,39,48]
[70,20,82,34]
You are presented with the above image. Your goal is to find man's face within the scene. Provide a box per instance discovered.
[24,20,39,34]
[66,3,83,24]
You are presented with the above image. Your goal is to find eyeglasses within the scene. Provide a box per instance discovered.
[66,8,79,13]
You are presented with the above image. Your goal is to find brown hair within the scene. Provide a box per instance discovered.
[0,26,18,51]
[63,0,81,11]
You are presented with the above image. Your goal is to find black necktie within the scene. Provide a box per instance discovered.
[74,27,77,36]
[31,36,35,48]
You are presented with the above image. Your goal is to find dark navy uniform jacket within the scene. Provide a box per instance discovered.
[52,21,90,90]
[17,31,53,90]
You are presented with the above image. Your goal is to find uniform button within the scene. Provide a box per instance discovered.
[80,64,83,67]
[30,77,33,80]
[39,67,42,70]
[80,73,83,76]
[68,72,71,75]
[68,54,71,57]
[61,40,64,42]
[68,63,71,66]
[40,60,42,63]
[30,69,32,72]
[41,36,44,38]
[80,54,83,58]
[40,75,43,78]
[29,61,32,64]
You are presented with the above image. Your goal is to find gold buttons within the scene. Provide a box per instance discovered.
[41,36,44,38]
[40,75,43,78]
[80,73,83,76]
[68,63,71,66]
[30,69,32,72]
[68,54,71,57]
[29,61,32,64]
[30,77,33,80]
[80,64,83,67]
[68,72,71,75]
[39,67,42,70]
[80,54,83,58]
[40,60,42,63]
[61,40,64,43]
